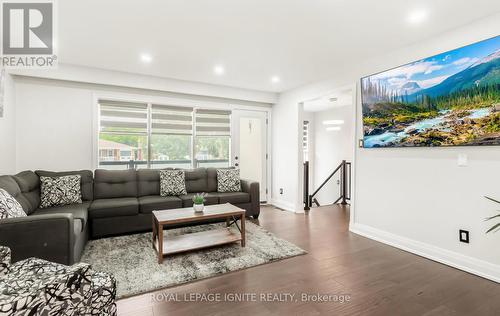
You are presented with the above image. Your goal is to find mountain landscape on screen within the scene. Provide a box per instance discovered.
[361,36,500,148]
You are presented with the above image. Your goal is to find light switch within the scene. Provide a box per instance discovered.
[457,154,468,167]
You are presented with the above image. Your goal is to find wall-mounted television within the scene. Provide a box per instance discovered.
[361,36,500,148]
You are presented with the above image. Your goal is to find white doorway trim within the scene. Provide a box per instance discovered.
[296,83,357,215]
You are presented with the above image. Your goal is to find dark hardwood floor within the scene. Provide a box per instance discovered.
[117,205,500,315]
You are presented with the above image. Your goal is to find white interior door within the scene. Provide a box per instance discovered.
[232,110,268,202]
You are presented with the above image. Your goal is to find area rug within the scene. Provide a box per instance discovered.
[81,222,306,298]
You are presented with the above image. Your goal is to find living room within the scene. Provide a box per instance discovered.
[1,1,500,315]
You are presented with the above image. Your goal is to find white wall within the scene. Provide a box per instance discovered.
[312,105,354,204]
[13,72,273,172]
[11,64,277,105]
[0,72,16,174]
[15,80,94,171]
[271,92,300,211]
[272,13,500,281]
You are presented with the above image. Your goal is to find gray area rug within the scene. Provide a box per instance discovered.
[81,222,306,298]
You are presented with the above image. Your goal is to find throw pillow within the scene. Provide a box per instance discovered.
[0,189,26,219]
[160,170,187,196]
[217,169,241,193]
[39,175,83,209]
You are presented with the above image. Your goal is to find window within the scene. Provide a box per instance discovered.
[150,105,193,169]
[98,100,148,169]
[195,109,231,168]
[98,100,231,169]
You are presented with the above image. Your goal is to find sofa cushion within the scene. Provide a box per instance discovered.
[89,197,139,218]
[0,176,21,196]
[160,170,187,196]
[206,168,218,192]
[0,176,29,211]
[217,169,241,193]
[39,175,82,209]
[184,168,208,193]
[207,167,235,192]
[34,202,91,229]
[138,195,182,214]
[0,188,26,219]
[217,192,250,204]
[179,193,219,207]
[36,170,94,201]
[12,171,40,215]
[94,170,137,199]
[137,169,161,197]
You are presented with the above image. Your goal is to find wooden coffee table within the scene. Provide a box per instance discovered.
[152,203,246,263]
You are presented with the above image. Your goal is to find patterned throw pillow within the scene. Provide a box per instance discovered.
[217,169,241,193]
[0,189,26,219]
[160,170,187,196]
[40,175,83,209]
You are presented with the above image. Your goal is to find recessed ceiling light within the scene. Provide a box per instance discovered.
[214,65,225,75]
[271,76,280,83]
[407,9,428,24]
[323,120,345,125]
[326,126,341,131]
[140,54,152,63]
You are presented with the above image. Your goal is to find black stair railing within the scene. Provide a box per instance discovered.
[303,160,351,211]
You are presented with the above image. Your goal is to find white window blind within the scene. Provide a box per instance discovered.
[195,109,231,136]
[151,104,193,135]
[99,100,148,135]
[98,99,232,169]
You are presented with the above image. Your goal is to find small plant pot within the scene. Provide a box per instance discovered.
[193,203,204,213]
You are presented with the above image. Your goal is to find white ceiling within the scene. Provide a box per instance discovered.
[58,0,500,93]
[303,87,352,112]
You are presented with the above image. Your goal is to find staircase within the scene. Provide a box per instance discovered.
[303,160,351,211]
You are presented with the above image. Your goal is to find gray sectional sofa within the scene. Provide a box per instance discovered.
[0,168,259,266]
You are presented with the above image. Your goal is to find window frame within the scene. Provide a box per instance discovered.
[193,107,231,168]
[97,101,232,169]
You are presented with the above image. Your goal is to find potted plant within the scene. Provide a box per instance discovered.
[192,193,207,213]
[484,196,500,233]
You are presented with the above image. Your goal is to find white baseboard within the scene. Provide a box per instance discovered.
[350,223,500,283]
[269,199,296,213]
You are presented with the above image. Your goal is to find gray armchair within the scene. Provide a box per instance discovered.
[0,246,117,316]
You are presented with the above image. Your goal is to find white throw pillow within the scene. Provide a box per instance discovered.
[217,169,241,193]
[39,175,82,209]
[0,188,26,219]
[160,170,187,196]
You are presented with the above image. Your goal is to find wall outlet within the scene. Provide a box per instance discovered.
[459,230,470,243]
[279,188,283,195]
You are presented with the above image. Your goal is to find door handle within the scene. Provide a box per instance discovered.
[235,163,239,167]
